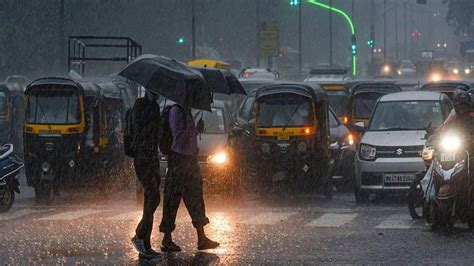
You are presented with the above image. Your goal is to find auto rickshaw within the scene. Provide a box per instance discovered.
[318,83,349,122]
[23,77,131,203]
[343,82,402,127]
[232,83,332,195]
[188,59,230,70]
[0,82,24,152]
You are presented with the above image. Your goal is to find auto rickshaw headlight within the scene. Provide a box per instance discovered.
[359,144,376,160]
[465,68,471,75]
[208,152,227,165]
[297,141,308,153]
[261,142,271,153]
[41,162,51,173]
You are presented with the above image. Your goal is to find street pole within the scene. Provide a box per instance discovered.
[256,0,260,67]
[59,0,65,74]
[298,2,302,76]
[191,0,196,59]
[370,0,375,68]
[404,1,407,58]
[395,0,398,61]
[383,0,387,63]
[329,0,333,66]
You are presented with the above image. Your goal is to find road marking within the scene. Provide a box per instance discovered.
[239,212,296,225]
[306,213,357,227]
[376,214,420,229]
[0,209,47,221]
[37,209,103,221]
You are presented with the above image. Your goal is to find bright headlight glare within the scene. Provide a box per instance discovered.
[261,142,271,153]
[465,68,471,74]
[360,144,376,160]
[208,152,227,164]
[440,136,461,151]
[397,70,402,75]
[453,68,459,74]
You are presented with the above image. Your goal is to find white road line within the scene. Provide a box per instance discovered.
[239,212,296,225]
[376,214,420,229]
[0,209,48,221]
[306,213,357,228]
[37,209,103,221]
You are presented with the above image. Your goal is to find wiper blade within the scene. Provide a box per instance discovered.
[282,102,303,131]
[36,97,52,130]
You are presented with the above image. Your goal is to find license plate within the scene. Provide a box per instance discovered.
[277,132,290,141]
[440,152,456,162]
[384,173,415,183]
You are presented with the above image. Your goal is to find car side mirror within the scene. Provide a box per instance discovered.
[353,122,366,133]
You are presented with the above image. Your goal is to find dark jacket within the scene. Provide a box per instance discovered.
[132,97,161,155]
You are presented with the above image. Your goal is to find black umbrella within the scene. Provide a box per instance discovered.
[193,67,246,96]
[119,54,212,111]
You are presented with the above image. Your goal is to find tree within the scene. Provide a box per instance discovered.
[443,0,474,35]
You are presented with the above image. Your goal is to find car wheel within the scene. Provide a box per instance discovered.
[408,179,425,220]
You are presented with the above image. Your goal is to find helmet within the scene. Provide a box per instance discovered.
[452,88,470,107]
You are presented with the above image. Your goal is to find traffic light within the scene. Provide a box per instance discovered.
[290,0,300,6]
[367,39,374,48]
[177,36,185,45]
[351,44,357,55]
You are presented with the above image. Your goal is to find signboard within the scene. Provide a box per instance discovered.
[259,21,280,57]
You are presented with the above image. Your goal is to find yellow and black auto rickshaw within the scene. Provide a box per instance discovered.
[0,82,24,149]
[319,83,350,123]
[23,77,131,203]
[232,84,332,195]
[343,82,402,127]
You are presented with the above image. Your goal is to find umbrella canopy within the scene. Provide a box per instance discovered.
[119,54,212,111]
[192,67,246,96]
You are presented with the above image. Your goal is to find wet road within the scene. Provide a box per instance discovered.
[1,183,473,265]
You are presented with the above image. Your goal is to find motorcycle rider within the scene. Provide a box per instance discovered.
[439,89,471,134]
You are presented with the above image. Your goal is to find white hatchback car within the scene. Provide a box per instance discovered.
[354,91,452,202]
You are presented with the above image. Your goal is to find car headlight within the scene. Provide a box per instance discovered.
[397,70,402,75]
[261,142,271,153]
[422,147,434,161]
[359,144,376,160]
[41,162,51,173]
[440,135,461,152]
[297,141,308,153]
[208,152,227,165]
[453,68,459,75]
[465,68,471,75]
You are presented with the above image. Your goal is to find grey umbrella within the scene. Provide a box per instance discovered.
[118,54,212,111]
[192,67,246,96]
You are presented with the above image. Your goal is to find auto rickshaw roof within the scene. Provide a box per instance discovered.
[348,82,402,95]
[305,80,349,93]
[256,83,327,102]
[0,82,23,97]
[419,81,470,92]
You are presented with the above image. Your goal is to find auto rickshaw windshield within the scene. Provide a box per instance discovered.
[353,92,384,120]
[26,88,81,125]
[0,91,7,115]
[257,93,314,128]
[327,90,348,116]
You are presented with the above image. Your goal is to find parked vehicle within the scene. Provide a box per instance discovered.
[23,77,132,203]
[0,82,24,152]
[354,91,452,203]
[0,144,24,212]
[231,83,332,196]
[238,68,280,80]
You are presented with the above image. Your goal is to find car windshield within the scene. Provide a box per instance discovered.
[257,93,313,128]
[0,91,7,114]
[369,101,444,131]
[201,108,226,134]
[26,88,81,124]
[353,92,385,120]
[327,90,348,116]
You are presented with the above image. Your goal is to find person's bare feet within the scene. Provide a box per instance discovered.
[197,238,220,250]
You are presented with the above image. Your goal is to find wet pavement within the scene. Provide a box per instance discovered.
[1,182,473,265]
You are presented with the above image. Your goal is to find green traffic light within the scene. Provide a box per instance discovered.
[367,40,374,48]
[290,0,300,6]
[177,37,185,45]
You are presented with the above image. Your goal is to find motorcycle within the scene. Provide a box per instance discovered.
[0,144,24,213]
[428,133,474,231]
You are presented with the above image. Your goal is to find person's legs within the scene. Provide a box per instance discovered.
[181,156,219,250]
[134,156,161,251]
[159,153,183,252]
